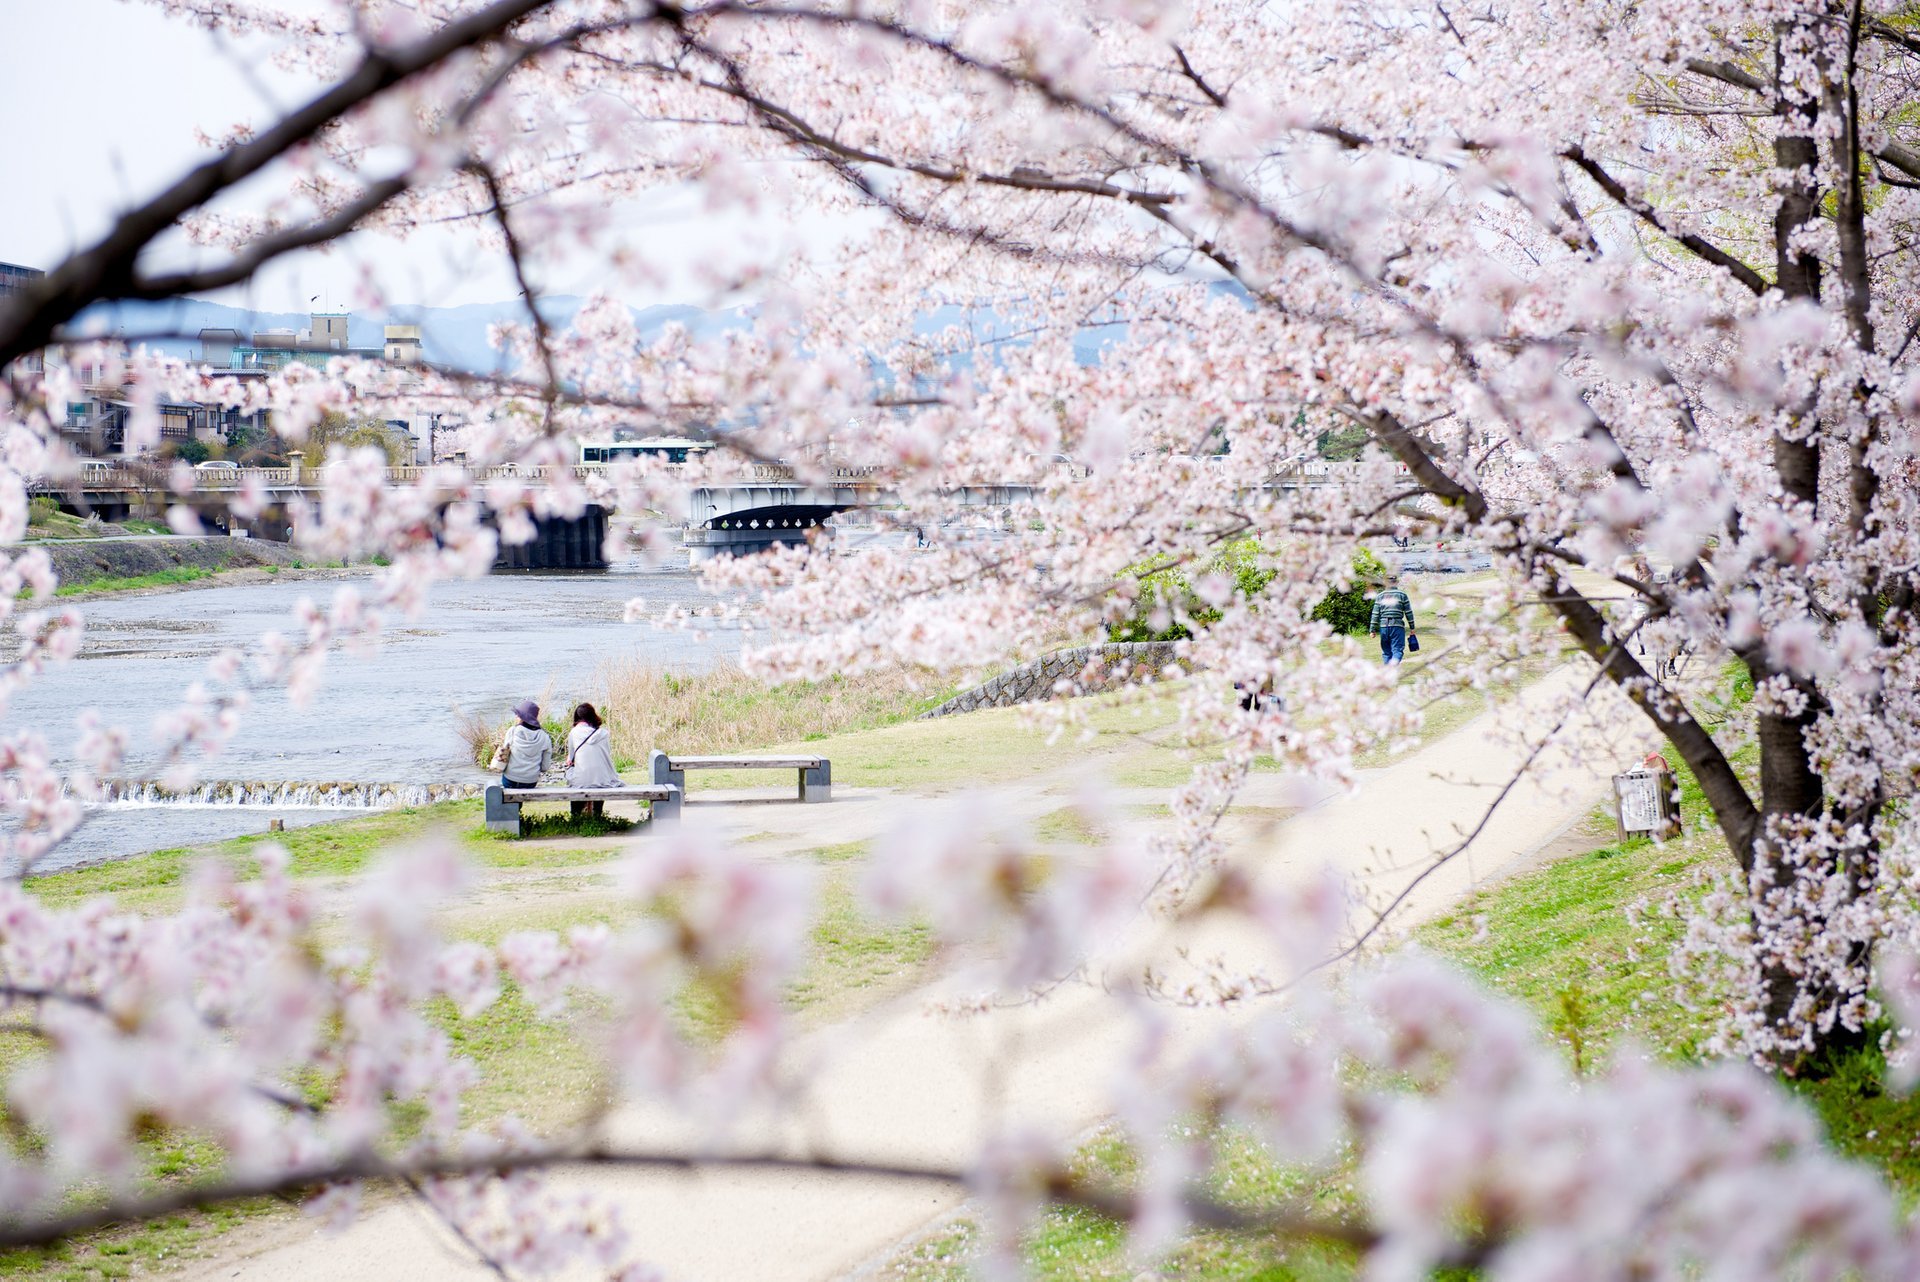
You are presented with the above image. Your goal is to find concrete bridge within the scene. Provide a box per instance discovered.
[33,461,1050,563]
[686,464,1040,559]
[681,459,1384,558]
[34,457,1382,565]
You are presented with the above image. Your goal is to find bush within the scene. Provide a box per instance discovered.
[27,496,60,527]
[1310,546,1389,634]
[1107,538,1280,642]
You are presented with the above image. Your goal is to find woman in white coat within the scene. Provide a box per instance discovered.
[564,702,622,818]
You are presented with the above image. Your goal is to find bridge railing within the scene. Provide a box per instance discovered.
[30,456,1402,495]
[30,461,622,494]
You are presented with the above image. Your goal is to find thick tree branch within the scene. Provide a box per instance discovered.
[0,1140,1379,1258]
[1562,147,1770,295]
[1537,568,1761,866]
[1356,409,1490,523]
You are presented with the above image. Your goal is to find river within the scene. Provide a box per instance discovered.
[13,561,742,872]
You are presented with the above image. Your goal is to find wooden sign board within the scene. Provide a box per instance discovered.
[1613,768,1679,839]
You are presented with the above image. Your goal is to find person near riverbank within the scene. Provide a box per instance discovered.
[1369,573,1417,665]
[564,702,621,818]
[493,700,552,789]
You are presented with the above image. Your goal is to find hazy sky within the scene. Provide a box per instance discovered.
[0,0,805,313]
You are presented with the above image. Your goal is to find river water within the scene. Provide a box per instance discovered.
[14,562,743,872]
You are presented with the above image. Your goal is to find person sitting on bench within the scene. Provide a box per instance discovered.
[564,702,620,818]
[491,699,552,791]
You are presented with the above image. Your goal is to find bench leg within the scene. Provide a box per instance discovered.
[649,785,682,829]
[802,760,831,803]
[484,785,523,837]
[650,750,685,794]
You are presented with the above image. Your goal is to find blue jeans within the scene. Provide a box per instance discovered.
[502,774,537,790]
[1377,626,1406,665]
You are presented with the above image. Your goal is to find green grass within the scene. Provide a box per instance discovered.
[24,801,483,909]
[480,811,638,841]
[785,872,932,1019]
[24,509,100,541]
[882,1124,1357,1281]
[0,1202,284,1280]
[20,799,648,917]
[2,818,931,1278]
[1033,806,1107,846]
[884,677,1920,1276]
[54,566,217,596]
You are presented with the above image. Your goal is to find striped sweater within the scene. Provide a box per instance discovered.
[1369,587,1416,632]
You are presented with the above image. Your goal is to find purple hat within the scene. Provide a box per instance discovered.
[512,700,540,727]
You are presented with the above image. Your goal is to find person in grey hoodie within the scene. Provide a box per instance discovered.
[497,700,552,789]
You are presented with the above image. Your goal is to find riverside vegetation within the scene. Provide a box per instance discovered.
[885,671,1920,1282]
[0,581,1700,1280]
[3,593,1505,1281]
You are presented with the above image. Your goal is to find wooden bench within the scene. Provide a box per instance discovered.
[484,784,681,836]
[649,751,831,804]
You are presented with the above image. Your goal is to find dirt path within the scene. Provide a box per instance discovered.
[200,665,1652,1281]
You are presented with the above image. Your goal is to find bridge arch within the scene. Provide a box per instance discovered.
[687,503,843,560]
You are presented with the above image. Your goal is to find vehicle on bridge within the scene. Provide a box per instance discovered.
[577,436,712,465]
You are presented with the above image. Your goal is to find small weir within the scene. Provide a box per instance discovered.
[97,779,482,810]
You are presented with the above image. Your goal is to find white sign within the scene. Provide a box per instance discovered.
[1615,770,1664,832]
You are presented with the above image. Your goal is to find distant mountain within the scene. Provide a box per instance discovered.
[66,296,742,373]
[70,286,1171,380]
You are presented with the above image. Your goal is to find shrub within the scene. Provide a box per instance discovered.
[1108,538,1279,642]
[1310,546,1389,635]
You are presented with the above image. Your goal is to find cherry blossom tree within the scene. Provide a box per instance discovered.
[5,0,1920,1274]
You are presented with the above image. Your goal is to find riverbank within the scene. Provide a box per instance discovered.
[33,537,352,598]
[0,572,1597,1279]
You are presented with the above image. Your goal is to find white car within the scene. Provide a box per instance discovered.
[193,460,239,471]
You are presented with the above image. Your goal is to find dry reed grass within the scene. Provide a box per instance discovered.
[454,706,508,769]
[454,665,953,771]
[596,660,951,764]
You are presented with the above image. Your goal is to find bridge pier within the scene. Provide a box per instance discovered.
[492,504,609,572]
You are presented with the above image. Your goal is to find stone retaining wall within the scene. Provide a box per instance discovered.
[921,641,1182,718]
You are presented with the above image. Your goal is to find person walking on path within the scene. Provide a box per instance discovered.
[492,699,552,789]
[1369,573,1417,665]
[564,702,621,818]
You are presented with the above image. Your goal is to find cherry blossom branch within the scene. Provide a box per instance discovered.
[1561,147,1770,295]
[468,162,562,416]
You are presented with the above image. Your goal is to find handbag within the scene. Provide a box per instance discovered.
[1407,631,1421,653]
[565,725,606,772]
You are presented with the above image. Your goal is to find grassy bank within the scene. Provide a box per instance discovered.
[40,536,311,597]
[885,728,1920,1277]
[6,583,1575,1280]
[3,795,932,1280]
[53,566,216,596]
